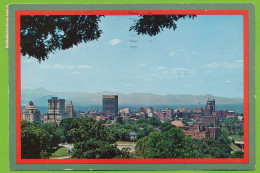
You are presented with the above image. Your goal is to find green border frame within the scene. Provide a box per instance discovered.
[2,2,256,172]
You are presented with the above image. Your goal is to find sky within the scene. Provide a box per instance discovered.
[21,15,244,98]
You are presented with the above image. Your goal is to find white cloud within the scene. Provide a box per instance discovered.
[140,63,147,67]
[66,65,75,70]
[53,64,63,69]
[202,61,243,70]
[124,84,132,87]
[225,80,232,83]
[171,68,186,72]
[223,62,242,69]
[203,62,220,69]
[41,64,92,70]
[171,68,192,75]
[72,71,80,75]
[79,65,92,69]
[191,51,197,55]
[156,66,167,70]
[109,39,121,45]
[169,51,175,57]
[234,59,243,63]
[23,58,36,63]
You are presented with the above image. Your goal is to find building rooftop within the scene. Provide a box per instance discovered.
[23,101,40,111]
[102,95,118,98]
[171,121,185,127]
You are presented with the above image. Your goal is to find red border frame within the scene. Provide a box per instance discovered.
[16,10,249,164]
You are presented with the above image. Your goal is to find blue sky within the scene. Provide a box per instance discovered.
[21,15,244,98]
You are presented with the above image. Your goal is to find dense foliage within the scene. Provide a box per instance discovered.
[21,15,103,61]
[133,126,234,158]
[68,118,127,158]
[108,118,172,141]
[225,116,244,135]
[59,118,76,143]
[129,15,196,36]
[21,116,243,159]
[21,120,55,158]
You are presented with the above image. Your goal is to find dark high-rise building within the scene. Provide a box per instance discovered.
[44,97,67,124]
[48,97,65,114]
[205,99,215,115]
[102,95,118,115]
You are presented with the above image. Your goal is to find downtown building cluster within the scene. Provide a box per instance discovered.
[21,96,243,140]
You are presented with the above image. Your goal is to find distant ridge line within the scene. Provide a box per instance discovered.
[21,88,243,107]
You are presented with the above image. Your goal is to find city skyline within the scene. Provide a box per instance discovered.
[21,15,244,98]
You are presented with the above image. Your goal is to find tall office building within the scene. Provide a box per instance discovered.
[44,97,67,124]
[205,99,215,115]
[102,95,118,116]
[66,101,75,118]
[48,97,65,114]
[21,101,41,122]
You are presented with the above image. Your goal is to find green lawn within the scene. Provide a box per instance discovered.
[230,135,244,142]
[116,141,136,145]
[230,143,241,151]
[50,147,68,158]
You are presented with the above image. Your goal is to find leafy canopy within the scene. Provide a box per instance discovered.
[21,15,103,62]
[129,15,196,36]
[21,120,52,158]
[68,118,123,158]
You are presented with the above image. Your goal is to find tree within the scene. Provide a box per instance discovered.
[148,117,161,127]
[134,127,188,158]
[115,117,123,124]
[109,124,131,141]
[21,120,52,158]
[182,120,189,126]
[68,118,122,158]
[134,124,233,159]
[159,121,174,132]
[42,121,62,149]
[137,124,156,139]
[129,15,196,36]
[136,118,149,125]
[190,130,232,158]
[21,15,103,62]
[21,15,196,61]
[59,117,76,143]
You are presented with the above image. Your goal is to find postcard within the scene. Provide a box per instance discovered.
[8,3,255,170]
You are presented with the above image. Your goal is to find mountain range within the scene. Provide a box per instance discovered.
[21,87,243,107]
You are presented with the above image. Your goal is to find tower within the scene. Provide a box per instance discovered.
[66,101,74,118]
[205,99,215,115]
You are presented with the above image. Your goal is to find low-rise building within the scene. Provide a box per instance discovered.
[129,131,137,139]
[21,101,41,122]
